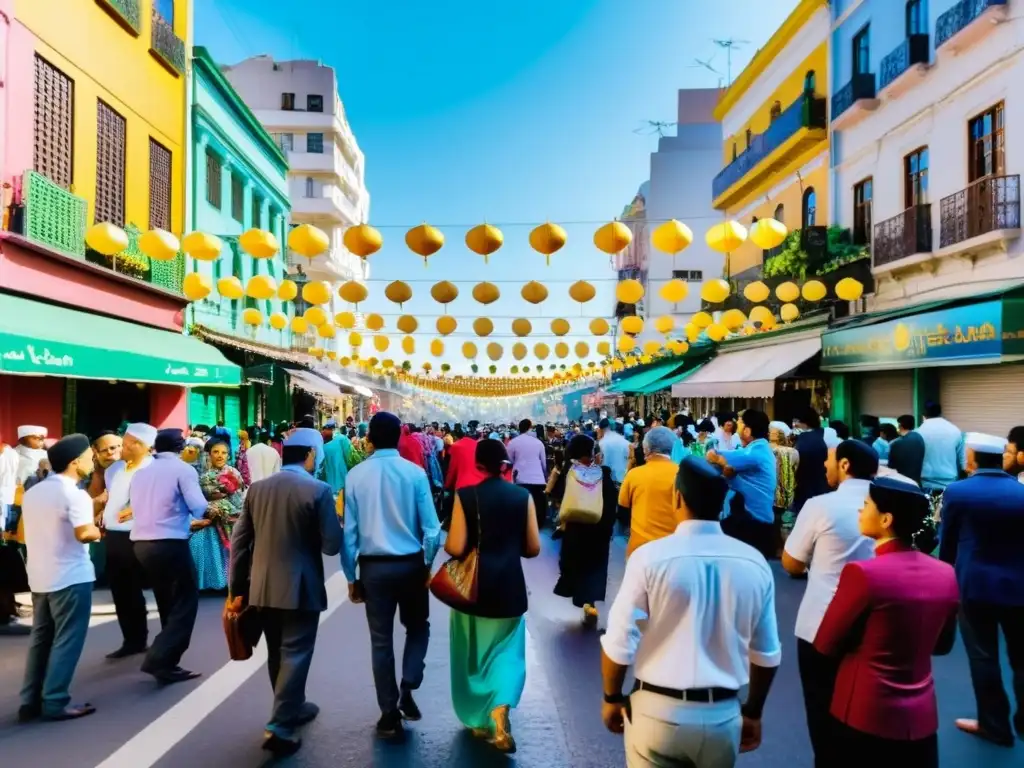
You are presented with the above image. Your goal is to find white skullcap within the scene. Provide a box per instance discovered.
[125,422,158,448]
[17,425,46,438]
[769,421,792,437]
[823,427,843,450]
[965,432,1006,455]
[636,419,645,427]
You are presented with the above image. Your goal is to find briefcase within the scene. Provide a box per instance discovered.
[222,603,261,661]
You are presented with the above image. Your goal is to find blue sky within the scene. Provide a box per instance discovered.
[197,0,797,372]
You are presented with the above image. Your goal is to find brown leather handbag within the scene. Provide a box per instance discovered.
[429,489,480,612]
[222,600,261,661]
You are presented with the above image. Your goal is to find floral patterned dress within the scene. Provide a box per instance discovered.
[189,465,246,591]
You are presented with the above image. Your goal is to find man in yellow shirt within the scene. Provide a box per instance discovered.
[619,427,682,558]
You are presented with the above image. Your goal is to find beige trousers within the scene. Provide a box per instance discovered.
[624,690,742,767]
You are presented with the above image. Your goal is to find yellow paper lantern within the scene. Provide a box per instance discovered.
[431,280,459,305]
[304,306,328,327]
[436,316,458,335]
[743,281,771,303]
[318,323,336,339]
[529,221,567,265]
[465,223,504,263]
[269,312,288,330]
[706,323,728,342]
[589,318,610,336]
[239,228,279,259]
[217,276,244,300]
[667,340,689,355]
[512,343,528,361]
[339,280,369,305]
[349,331,364,347]
[749,305,776,329]
[487,342,503,361]
[397,315,419,334]
[309,347,324,359]
[473,318,494,337]
[182,231,223,262]
[550,318,570,336]
[594,221,633,255]
[692,311,713,329]
[182,272,212,302]
[615,279,645,305]
[511,318,532,337]
[704,220,748,253]
[700,279,731,304]
[245,274,277,300]
[335,312,356,329]
[597,341,611,356]
[617,336,637,353]
[241,308,263,327]
[343,224,383,258]
[86,222,129,255]
[288,223,330,258]
[554,342,570,359]
[290,316,309,334]
[620,316,644,335]
[430,339,445,357]
[364,313,385,332]
[575,342,589,358]
[776,281,800,303]
[472,282,500,305]
[534,343,550,360]
[299,280,329,305]
[402,336,415,354]
[684,323,700,342]
[384,280,412,307]
[748,218,788,250]
[277,279,298,301]
[139,229,179,261]
[521,281,549,305]
[802,279,827,302]
[835,277,864,301]
[568,280,596,304]
[643,340,662,356]
[654,315,675,335]
[406,223,444,264]
[651,219,693,255]
[373,335,390,353]
[462,342,478,359]
[722,308,747,331]
[781,303,800,323]
[659,279,688,304]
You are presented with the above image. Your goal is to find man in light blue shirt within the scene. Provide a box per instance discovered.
[707,409,778,560]
[917,402,966,491]
[598,418,630,485]
[341,412,441,739]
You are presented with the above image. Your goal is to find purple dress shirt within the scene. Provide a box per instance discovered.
[129,452,210,541]
[506,433,547,486]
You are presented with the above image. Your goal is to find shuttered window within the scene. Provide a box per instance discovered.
[251,193,262,228]
[206,149,221,208]
[939,365,1024,435]
[148,139,172,231]
[858,371,914,422]
[95,100,126,226]
[33,55,74,188]
[231,175,244,222]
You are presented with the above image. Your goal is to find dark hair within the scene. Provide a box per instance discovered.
[676,456,729,521]
[282,445,313,466]
[298,415,316,429]
[836,439,879,479]
[679,429,695,448]
[879,423,899,441]
[519,419,532,433]
[697,418,715,434]
[923,401,942,419]
[798,408,821,429]
[475,438,509,475]
[467,420,480,432]
[1007,426,1024,450]
[598,417,611,430]
[91,430,117,445]
[897,414,916,431]
[860,414,880,428]
[566,434,595,462]
[534,424,546,441]
[974,452,1003,470]
[868,478,931,546]
[831,420,851,440]
[369,412,402,450]
[741,409,770,440]
[452,424,465,440]
[204,436,229,454]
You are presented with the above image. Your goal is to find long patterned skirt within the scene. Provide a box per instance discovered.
[189,525,227,591]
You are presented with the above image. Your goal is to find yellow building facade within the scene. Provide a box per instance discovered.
[711,0,830,277]
[13,0,189,233]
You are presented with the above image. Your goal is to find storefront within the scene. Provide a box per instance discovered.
[606,352,711,418]
[821,287,1024,433]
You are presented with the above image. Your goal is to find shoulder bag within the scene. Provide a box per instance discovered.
[429,489,480,612]
[559,464,604,525]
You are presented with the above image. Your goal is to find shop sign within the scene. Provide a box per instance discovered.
[822,300,1014,369]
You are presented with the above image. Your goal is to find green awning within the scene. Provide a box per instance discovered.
[0,294,241,386]
[607,358,687,394]
[633,362,705,395]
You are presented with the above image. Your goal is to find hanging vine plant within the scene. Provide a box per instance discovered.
[762,226,869,280]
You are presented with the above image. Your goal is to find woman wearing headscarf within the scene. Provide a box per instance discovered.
[235,427,253,486]
[813,477,959,766]
[188,437,247,591]
[550,435,617,627]
[445,439,541,752]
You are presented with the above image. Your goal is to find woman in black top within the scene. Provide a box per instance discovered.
[445,439,541,753]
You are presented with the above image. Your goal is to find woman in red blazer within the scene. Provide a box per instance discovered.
[814,476,959,767]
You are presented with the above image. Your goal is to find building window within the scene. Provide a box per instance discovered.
[904,147,929,207]
[853,25,870,75]
[33,55,74,188]
[95,100,126,227]
[281,92,295,110]
[731,142,738,161]
[804,70,817,93]
[672,269,704,281]
[231,175,244,223]
[745,128,752,148]
[251,193,262,228]
[307,94,324,112]
[770,101,782,121]
[307,133,324,153]
[148,139,172,231]
[206,149,221,208]
[906,0,926,35]
[305,177,314,198]
[278,132,293,152]
[802,188,817,228]
[853,178,873,245]
[774,203,785,224]
[968,102,1005,182]
[154,0,174,24]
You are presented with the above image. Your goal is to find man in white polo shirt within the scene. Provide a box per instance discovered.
[19,434,102,723]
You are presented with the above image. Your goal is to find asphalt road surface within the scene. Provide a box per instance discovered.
[0,533,1020,767]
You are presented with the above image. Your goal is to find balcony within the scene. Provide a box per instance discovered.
[292,185,359,225]
[149,9,185,75]
[872,205,933,273]
[96,0,141,34]
[831,73,879,131]
[287,150,334,174]
[938,174,1021,254]
[936,0,1008,56]
[20,170,88,257]
[879,34,930,98]
[711,93,827,209]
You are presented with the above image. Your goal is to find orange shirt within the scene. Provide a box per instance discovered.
[618,456,682,558]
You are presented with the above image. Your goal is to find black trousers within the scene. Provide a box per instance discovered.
[797,638,840,768]
[134,539,198,674]
[261,608,320,734]
[831,719,938,767]
[105,531,148,649]
[519,484,548,529]
[959,600,1024,743]
[721,511,776,560]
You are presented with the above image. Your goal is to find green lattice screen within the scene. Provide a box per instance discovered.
[119,223,185,293]
[22,169,88,256]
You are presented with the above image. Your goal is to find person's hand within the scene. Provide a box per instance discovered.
[706,450,720,464]
[348,582,365,604]
[190,519,211,530]
[601,701,626,734]
[94,490,109,506]
[739,715,762,753]
[225,595,244,615]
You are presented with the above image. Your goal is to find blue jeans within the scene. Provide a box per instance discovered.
[20,581,93,715]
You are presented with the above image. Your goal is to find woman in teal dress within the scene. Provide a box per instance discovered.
[189,437,246,591]
[443,439,542,753]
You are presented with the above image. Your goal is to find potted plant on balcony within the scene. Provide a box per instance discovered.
[763,226,868,280]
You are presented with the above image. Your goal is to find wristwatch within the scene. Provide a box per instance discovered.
[603,692,626,704]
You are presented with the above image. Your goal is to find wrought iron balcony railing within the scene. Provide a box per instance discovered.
[936,0,1007,50]
[831,73,877,121]
[96,0,141,32]
[879,34,930,92]
[872,205,933,268]
[939,174,1021,248]
[150,9,185,74]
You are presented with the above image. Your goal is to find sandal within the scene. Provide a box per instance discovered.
[43,703,96,721]
[489,705,517,754]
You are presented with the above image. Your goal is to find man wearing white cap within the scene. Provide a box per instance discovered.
[100,423,156,659]
[15,426,48,487]
[940,431,1024,747]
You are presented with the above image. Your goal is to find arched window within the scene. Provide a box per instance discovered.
[770,101,782,121]
[804,70,817,93]
[774,203,785,224]
[155,0,174,23]
[802,188,817,228]
[906,0,925,35]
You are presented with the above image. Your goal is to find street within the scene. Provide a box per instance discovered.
[0,533,1020,768]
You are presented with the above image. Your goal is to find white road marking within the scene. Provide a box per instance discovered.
[95,571,351,768]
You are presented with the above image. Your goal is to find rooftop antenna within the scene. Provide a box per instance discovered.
[712,38,750,85]
[633,120,679,137]
[689,56,724,88]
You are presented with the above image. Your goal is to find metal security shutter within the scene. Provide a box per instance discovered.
[189,390,218,430]
[148,139,172,231]
[939,364,1024,435]
[222,392,242,439]
[858,371,913,421]
[95,100,126,226]
[33,55,74,188]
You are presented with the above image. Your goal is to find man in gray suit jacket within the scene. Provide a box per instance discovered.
[229,430,342,756]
